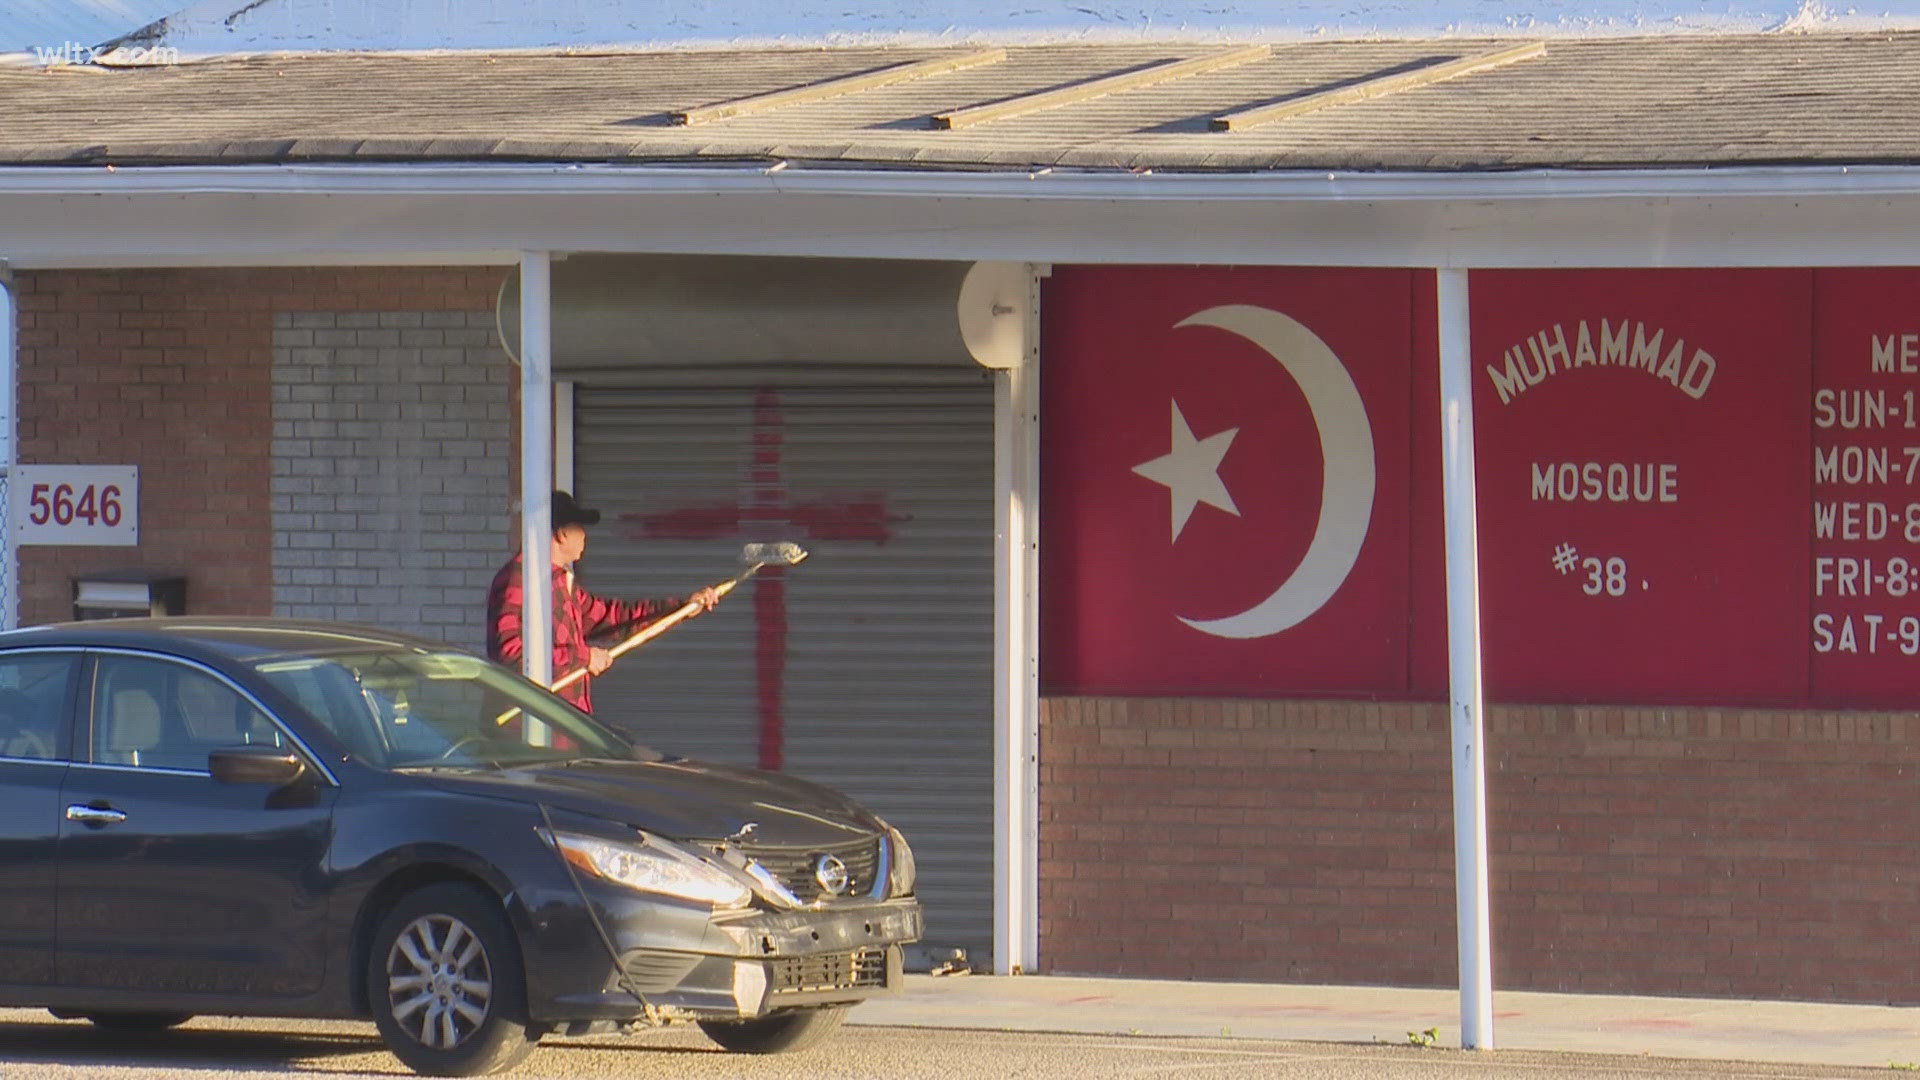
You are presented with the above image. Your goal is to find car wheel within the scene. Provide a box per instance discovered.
[63,1011,194,1031]
[697,1005,849,1054]
[366,882,538,1077]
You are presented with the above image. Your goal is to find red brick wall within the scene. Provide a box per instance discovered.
[12,268,506,626]
[1040,697,1920,1003]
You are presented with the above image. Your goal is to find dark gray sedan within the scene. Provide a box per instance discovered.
[0,618,922,1076]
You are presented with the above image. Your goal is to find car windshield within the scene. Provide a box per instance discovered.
[248,648,654,769]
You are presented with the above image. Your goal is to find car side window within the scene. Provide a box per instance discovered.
[0,652,76,761]
[173,666,285,749]
[91,655,281,772]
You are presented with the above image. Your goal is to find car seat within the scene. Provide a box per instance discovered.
[104,688,163,767]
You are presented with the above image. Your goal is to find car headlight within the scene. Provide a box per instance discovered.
[545,829,752,909]
[886,825,917,898]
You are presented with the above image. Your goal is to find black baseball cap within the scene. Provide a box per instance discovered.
[551,490,602,530]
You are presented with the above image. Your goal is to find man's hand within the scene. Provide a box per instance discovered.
[688,586,721,616]
[587,647,614,676]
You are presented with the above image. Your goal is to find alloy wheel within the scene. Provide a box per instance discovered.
[384,913,494,1051]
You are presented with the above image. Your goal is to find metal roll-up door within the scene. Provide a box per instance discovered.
[572,370,995,965]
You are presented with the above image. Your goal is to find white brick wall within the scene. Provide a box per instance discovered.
[270,310,515,650]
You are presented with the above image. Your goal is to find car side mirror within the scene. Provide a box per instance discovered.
[209,745,308,787]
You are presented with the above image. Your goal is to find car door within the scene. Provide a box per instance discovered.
[0,649,80,986]
[56,651,339,999]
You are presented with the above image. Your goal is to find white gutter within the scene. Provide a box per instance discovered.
[6,161,1920,271]
[0,161,1915,201]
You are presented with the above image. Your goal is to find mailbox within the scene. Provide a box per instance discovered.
[72,570,186,620]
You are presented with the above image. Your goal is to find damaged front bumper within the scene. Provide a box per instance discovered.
[544,893,923,1023]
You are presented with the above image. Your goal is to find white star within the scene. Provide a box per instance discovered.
[1131,400,1241,543]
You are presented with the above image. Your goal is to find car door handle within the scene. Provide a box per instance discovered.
[65,804,127,826]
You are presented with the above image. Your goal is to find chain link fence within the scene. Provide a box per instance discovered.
[0,472,13,629]
[1,273,15,630]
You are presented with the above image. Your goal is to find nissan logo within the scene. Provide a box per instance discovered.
[812,853,852,896]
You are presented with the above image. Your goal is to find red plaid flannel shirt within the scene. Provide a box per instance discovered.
[486,552,680,713]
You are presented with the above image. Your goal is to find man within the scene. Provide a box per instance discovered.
[487,491,719,713]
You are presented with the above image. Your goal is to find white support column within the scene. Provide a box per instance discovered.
[1438,268,1493,1049]
[993,264,1044,975]
[519,252,555,687]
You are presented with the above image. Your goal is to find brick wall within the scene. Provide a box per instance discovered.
[1040,697,1920,1003]
[13,268,505,628]
[271,310,513,651]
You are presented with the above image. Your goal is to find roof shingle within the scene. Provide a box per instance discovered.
[1,34,1915,172]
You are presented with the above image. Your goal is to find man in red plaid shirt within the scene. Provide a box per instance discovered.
[487,491,718,713]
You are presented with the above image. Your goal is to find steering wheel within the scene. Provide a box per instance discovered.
[437,735,491,761]
[5,729,50,760]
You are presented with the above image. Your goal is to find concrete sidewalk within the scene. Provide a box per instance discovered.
[852,974,1920,1069]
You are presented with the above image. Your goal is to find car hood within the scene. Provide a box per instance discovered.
[408,757,883,846]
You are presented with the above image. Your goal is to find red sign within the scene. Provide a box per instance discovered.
[1040,266,1416,696]
[1406,274,1450,698]
[1468,269,1812,704]
[1041,265,1920,708]
[1809,269,1920,707]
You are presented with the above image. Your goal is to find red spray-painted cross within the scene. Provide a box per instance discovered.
[620,388,905,771]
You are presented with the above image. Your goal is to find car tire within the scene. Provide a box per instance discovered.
[366,882,538,1077]
[64,1011,194,1031]
[697,1005,849,1054]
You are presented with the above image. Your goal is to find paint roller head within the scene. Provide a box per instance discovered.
[740,541,809,567]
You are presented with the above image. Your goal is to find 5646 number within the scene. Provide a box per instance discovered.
[28,483,124,528]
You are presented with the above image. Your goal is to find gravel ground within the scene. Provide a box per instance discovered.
[0,1009,1907,1080]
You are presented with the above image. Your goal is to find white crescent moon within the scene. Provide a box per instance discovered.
[1176,304,1376,640]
